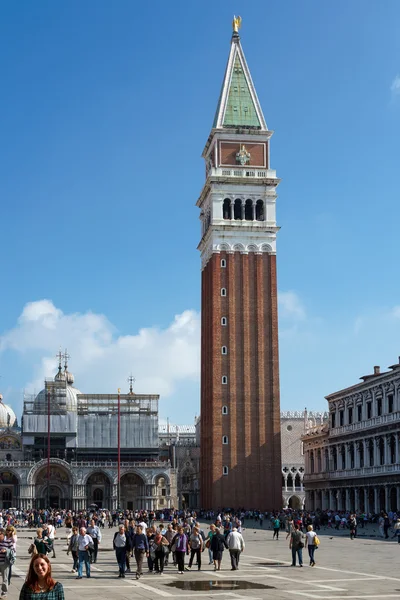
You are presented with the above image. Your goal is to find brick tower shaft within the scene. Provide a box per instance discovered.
[198,21,282,510]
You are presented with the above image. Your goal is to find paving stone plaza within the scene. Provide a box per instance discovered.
[8,523,400,600]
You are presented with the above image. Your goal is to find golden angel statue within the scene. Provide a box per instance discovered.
[232,15,242,33]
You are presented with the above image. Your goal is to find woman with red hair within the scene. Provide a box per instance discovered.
[19,554,64,600]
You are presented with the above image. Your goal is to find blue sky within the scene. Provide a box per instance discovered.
[1,1,400,423]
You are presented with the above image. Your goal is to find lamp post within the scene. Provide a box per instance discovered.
[47,389,51,509]
[117,388,121,510]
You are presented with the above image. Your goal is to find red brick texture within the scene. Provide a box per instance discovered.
[200,252,282,510]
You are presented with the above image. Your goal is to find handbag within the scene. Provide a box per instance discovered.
[298,541,304,549]
[314,535,320,546]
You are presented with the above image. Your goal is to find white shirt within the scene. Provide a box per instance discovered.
[47,524,55,540]
[306,531,317,545]
[139,521,147,533]
[78,534,93,551]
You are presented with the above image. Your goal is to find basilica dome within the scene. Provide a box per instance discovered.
[33,367,82,412]
[0,395,16,428]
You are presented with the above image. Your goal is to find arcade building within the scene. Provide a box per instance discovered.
[0,356,177,510]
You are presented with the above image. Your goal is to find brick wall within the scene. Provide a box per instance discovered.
[200,252,282,510]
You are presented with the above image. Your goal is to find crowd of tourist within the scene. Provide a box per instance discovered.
[0,504,400,598]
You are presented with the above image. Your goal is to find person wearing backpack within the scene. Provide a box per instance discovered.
[272,517,280,540]
[289,524,304,567]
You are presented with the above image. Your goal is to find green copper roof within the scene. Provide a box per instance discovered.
[223,56,261,128]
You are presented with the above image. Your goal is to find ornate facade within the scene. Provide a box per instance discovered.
[0,358,177,510]
[199,20,281,510]
[303,360,400,512]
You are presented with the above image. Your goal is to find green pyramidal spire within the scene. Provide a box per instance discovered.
[213,31,267,130]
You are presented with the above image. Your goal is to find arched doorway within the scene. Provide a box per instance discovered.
[288,495,302,510]
[86,473,111,508]
[120,473,145,510]
[34,464,72,509]
[0,471,19,509]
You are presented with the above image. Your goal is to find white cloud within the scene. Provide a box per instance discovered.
[0,300,201,403]
[278,291,306,320]
[391,75,400,97]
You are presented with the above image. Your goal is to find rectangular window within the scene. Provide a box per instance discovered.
[348,407,353,424]
[377,398,382,416]
[339,411,344,426]
[223,466,228,476]
[331,413,336,428]
[357,404,362,422]
[367,403,372,419]
[388,394,394,414]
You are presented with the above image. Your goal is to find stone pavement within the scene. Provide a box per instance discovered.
[7,523,400,599]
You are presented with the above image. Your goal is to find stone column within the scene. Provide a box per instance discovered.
[373,488,379,513]
[337,489,343,510]
[383,436,389,465]
[345,489,350,511]
[284,475,288,492]
[384,486,389,512]
[374,438,379,466]
[252,200,256,221]
[354,488,360,512]
[364,488,369,513]
[396,434,399,464]
[397,486,400,511]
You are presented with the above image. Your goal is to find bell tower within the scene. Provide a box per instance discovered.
[198,18,282,509]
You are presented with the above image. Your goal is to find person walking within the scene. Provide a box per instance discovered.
[0,528,13,598]
[186,526,203,571]
[5,527,16,586]
[272,516,280,540]
[173,526,188,574]
[76,527,92,580]
[305,525,318,567]
[211,527,227,571]
[113,525,127,578]
[66,527,79,573]
[205,524,216,565]
[33,530,51,556]
[349,514,357,540]
[87,520,102,564]
[19,555,64,600]
[153,531,169,575]
[132,525,149,579]
[226,527,245,571]
[289,524,304,567]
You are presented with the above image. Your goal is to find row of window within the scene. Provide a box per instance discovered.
[331,394,395,427]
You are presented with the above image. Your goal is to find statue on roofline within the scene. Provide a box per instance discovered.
[232,15,242,33]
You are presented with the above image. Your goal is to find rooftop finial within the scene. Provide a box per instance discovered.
[127,374,136,395]
[63,348,70,372]
[232,15,242,35]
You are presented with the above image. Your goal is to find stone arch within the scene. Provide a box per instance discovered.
[83,469,113,486]
[119,468,148,486]
[288,495,302,510]
[260,243,272,253]
[218,243,231,252]
[152,472,170,486]
[232,243,245,253]
[120,472,146,511]
[31,461,72,509]
[0,470,20,509]
[86,471,112,508]
[247,244,258,253]
[27,459,72,486]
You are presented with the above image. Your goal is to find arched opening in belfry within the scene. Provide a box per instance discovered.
[223,198,232,220]
[255,200,264,221]
[244,199,253,220]
[234,199,242,220]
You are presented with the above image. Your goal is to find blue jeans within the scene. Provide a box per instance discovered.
[78,550,91,577]
[308,545,316,564]
[115,547,126,575]
[291,547,303,566]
